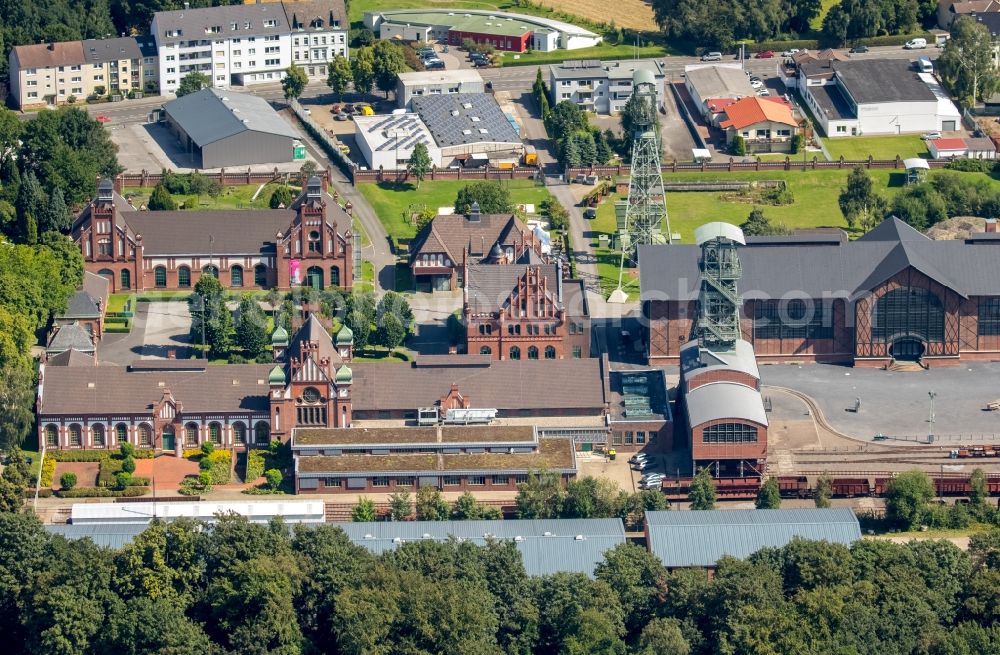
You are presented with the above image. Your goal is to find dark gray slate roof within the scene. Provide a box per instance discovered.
[465,263,560,314]
[832,59,936,104]
[62,290,101,319]
[154,3,289,44]
[46,323,95,354]
[126,209,293,256]
[47,349,96,367]
[412,93,521,147]
[639,217,1000,301]
[80,37,143,64]
[163,87,300,148]
[283,0,347,31]
[646,509,861,568]
[337,519,626,577]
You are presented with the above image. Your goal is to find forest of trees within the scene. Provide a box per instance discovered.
[2,506,1000,655]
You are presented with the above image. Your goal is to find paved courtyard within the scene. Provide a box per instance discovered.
[99,301,193,365]
[761,363,1000,442]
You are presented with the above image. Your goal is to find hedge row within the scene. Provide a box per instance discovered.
[40,458,56,488]
[201,450,233,485]
[49,450,108,462]
[55,486,149,498]
[97,458,124,487]
[24,489,53,498]
[746,31,936,54]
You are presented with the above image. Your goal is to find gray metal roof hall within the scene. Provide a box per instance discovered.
[411,93,521,148]
[162,87,302,168]
[337,518,626,576]
[645,508,862,568]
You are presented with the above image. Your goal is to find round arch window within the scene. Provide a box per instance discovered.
[302,386,322,403]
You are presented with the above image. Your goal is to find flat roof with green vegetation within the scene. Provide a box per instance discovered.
[357,178,552,242]
[823,135,930,161]
[379,10,537,37]
[297,437,574,473]
[294,424,536,446]
[498,42,669,66]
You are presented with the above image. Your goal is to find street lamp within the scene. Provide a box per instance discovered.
[928,390,937,443]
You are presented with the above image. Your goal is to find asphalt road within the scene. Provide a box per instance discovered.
[479,45,940,90]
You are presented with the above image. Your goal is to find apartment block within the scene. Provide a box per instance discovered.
[151,1,346,95]
[8,36,158,110]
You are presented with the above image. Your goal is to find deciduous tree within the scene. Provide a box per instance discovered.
[454,181,513,214]
[282,63,308,100]
[688,467,716,510]
[886,469,935,530]
[236,294,268,360]
[415,486,450,521]
[351,497,377,522]
[755,477,781,509]
[407,142,432,188]
[939,16,1000,105]
[327,54,354,101]
[175,71,211,97]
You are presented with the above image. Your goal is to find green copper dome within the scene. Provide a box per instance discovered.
[268,365,286,385]
[335,324,354,346]
[335,365,353,384]
[271,325,289,346]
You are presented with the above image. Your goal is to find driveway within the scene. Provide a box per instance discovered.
[407,292,463,354]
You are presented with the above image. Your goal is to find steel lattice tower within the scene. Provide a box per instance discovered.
[694,223,745,351]
[619,69,669,262]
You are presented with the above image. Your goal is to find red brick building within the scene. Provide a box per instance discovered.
[463,259,591,360]
[640,218,1000,368]
[73,177,352,293]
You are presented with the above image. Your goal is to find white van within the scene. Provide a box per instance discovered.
[904,38,928,49]
[917,56,933,73]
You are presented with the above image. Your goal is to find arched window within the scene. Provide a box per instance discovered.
[208,422,222,444]
[230,265,243,288]
[254,264,267,287]
[185,422,199,446]
[254,422,270,445]
[527,346,539,360]
[137,423,152,447]
[306,266,323,290]
[45,424,58,447]
[480,346,492,355]
[178,266,191,288]
[98,268,115,287]
[115,423,129,444]
[68,423,82,447]
[120,269,131,290]
[509,346,520,360]
[232,422,246,445]
[330,266,340,287]
[154,266,167,288]
[545,345,556,359]
[92,424,106,447]
[873,287,945,344]
[203,265,219,279]
[308,230,321,252]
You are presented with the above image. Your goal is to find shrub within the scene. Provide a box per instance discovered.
[120,443,136,458]
[59,472,78,490]
[56,486,149,498]
[115,471,132,490]
[245,449,266,482]
[946,158,992,173]
[201,442,215,455]
[121,456,136,474]
[50,450,107,462]
[731,135,747,156]
[790,134,805,155]
[98,458,125,487]
[40,457,56,488]
[201,449,233,485]
[182,447,204,460]
[133,449,156,459]
[265,468,283,491]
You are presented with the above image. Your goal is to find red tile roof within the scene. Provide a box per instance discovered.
[719,96,798,130]
[930,138,967,151]
[705,98,738,113]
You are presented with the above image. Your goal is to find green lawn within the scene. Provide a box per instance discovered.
[497,42,669,67]
[823,135,930,161]
[106,293,133,314]
[357,178,553,244]
[123,183,299,211]
[810,0,840,31]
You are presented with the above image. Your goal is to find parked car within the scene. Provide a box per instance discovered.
[921,131,942,140]
[904,38,928,49]
[629,453,648,464]
[849,44,869,54]
[632,459,653,470]
[583,208,597,219]
[750,79,764,89]
[756,89,771,97]
[417,47,435,56]
[425,60,445,70]
[755,50,775,58]
[701,51,723,61]
[780,48,800,57]
[639,478,664,490]
[334,112,350,121]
